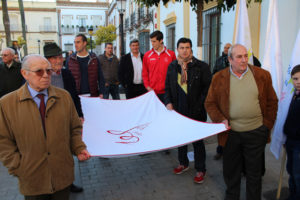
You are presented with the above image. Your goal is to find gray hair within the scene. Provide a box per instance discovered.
[21,54,51,70]
[1,47,15,56]
[130,39,139,46]
[228,44,246,58]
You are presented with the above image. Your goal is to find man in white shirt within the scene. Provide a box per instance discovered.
[119,39,147,99]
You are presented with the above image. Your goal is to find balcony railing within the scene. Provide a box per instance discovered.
[77,26,87,33]
[130,12,136,27]
[0,24,27,32]
[124,18,129,31]
[39,25,56,32]
[62,27,75,34]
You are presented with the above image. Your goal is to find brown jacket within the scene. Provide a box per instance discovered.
[204,65,278,146]
[0,84,86,195]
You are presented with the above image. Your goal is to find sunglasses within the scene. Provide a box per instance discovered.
[25,68,53,76]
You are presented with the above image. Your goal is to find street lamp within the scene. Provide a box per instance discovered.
[88,27,94,53]
[37,39,40,54]
[118,0,125,56]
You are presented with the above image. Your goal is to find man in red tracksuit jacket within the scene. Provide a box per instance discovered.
[142,31,176,102]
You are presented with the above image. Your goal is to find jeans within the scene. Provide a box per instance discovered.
[103,84,120,99]
[286,138,300,200]
[178,140,206,172]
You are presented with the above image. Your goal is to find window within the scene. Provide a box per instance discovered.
[77,15,87,27]
[138,31,150,54]
[43,17,52,31]
[64,43,73,51]
[166,24,176,52]
[63,15,72,26]
[203,7,221,71]
[92,15,102,27]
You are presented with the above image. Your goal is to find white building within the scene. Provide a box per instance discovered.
[0,0,59,55]
[57,0,109,55]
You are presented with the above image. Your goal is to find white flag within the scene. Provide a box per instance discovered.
[262,0,283,97]
[270,29,300,159]
[232,0,253,64]
[81,91,227,157]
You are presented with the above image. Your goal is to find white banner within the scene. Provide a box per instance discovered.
[81,91,227,157]
[270,29,300,159]
[233,0,253,64]
[262,0,283,97]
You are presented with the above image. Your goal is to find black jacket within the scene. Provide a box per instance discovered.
[0,60,24,98]
[61,68,84,118]
[165,57,212,121]
[213,52,229,75]
[118,53,144,88]
[284,92,300,140]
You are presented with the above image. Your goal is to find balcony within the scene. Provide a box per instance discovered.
[0,24,27,32]
[39,25,56,32]
[61,26,75,34]
[130,12,136,31]
[77,26,87,33]
[124,18,129,32]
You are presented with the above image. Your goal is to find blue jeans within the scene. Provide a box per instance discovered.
[286,139,300,200]
[103,84,120,99]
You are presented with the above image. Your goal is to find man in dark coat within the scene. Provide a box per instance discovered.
[165,37,212,184]
[0,47,24,98]
[119,39,147,99]
[213,43,231,75]
[44,42,84,193]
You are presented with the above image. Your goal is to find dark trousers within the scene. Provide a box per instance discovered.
[286,138,300,200]
[178,140,206,172]
[103,84,120,99]
[125,84,147,99]
[223,125,268,200]
[24,186,70,200]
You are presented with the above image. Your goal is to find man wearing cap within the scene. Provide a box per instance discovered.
[44,43,85,193]
[0,47,24,98]
[0,54,90,199]
[66,34,105,97]
[44,43,84,124]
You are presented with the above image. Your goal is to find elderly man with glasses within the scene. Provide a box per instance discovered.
[0,54,90,200]
[0,47,24,98]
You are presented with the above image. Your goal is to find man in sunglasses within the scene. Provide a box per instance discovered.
[0,55,90,200]
[0,47,24,98]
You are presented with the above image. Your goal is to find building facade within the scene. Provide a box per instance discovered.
[0,0,59,55]
[57,0,109,55]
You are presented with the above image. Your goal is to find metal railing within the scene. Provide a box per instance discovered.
[61,26,74,34]
[39,25,56,32]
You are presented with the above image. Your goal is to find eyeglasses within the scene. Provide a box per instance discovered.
[1,54,10,57]
[25,68,53,76]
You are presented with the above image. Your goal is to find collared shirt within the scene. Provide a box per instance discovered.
[6,62,13,69]
[131,52,143,84]
[51,71,64,89]
[27,84,48,108]
[230,65,249,80]
[154,46,166,56]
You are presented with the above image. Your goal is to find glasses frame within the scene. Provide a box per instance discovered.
[25,68,53,77]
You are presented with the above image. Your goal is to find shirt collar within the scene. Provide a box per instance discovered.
[154,46,166,55]
[131,52,141,58]
[230,65,249,80]
[27,84,48,98]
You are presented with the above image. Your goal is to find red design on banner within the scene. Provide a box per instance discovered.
[107,123,150,144]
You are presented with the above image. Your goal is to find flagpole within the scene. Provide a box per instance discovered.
[276,148,286,200]
[232,0,240,43]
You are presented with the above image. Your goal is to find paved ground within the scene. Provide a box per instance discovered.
[0,137,290,200]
